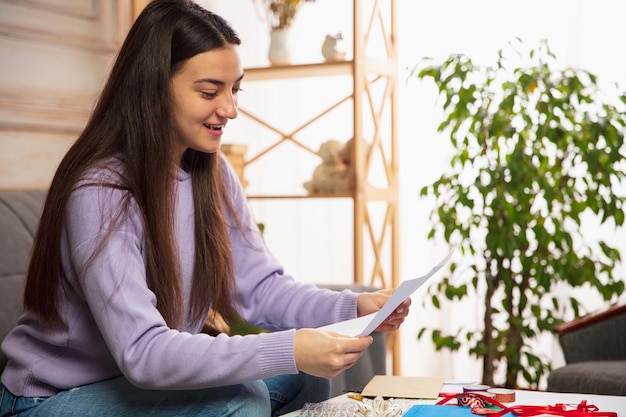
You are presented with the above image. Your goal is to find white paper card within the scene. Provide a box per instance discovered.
[319,250,454,336]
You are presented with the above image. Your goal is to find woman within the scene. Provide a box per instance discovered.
[0,1,410,416]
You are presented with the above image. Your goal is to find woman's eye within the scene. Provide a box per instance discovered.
[201,91,217,99]
[233,87,244,94]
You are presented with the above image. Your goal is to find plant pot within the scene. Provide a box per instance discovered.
[268,28,292,66]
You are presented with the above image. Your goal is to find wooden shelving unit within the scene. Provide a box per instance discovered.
[239,0,401,373]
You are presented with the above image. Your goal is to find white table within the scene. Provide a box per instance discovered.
[280,383,626,416]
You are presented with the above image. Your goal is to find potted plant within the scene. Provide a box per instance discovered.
[411,39,626,389]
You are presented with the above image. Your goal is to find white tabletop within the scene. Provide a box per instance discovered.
[280,383,626,416]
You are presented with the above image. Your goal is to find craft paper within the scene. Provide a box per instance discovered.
[319,250,454,336]
[361,375,445,399]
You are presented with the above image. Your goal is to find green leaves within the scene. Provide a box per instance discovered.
[411,39,626,388]
[431,329,462,351]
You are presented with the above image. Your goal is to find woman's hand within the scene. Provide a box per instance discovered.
[294,328,373,379]
[356,289,411,333]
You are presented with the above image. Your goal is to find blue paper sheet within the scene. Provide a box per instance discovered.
[404,404,515,416]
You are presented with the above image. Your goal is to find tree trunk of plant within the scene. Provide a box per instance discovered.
[482,258,496,386]
[505,322,522,388]
[504,271,530,388]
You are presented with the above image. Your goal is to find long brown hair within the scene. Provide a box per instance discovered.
[24,0,242,329]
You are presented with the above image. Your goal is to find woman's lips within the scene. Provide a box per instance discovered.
[204,124,224,136]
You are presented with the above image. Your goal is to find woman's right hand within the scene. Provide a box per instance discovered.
[294,328,373,379]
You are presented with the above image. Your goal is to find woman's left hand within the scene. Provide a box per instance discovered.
[356,289,411,332]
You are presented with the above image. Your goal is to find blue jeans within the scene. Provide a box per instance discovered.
[0,373,330,417]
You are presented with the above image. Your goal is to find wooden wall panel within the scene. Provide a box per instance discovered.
[0,0,133,189]
[0,131,75,187]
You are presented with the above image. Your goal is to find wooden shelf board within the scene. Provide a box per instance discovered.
[243,58,395,81]
[247,193,353,200]
[246,187,395,201]
[244,61,354,81]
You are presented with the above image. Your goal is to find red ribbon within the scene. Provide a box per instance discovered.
[436,393,617,417]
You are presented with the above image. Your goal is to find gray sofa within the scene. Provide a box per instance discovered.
[0,189,384,397]
[547,303,626,396]
[0,190,45,373]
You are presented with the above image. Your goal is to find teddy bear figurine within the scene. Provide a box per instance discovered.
[303,139,349,193]
[338,137,356,191]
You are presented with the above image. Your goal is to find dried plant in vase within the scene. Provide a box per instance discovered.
[260,0,315,65]
[262,0,316,31]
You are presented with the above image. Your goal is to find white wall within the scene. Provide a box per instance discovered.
[205,0,626,386]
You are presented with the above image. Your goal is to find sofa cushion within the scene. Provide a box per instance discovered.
[0,190,46,371]
[547,361,626,396]
[558,306,626,363]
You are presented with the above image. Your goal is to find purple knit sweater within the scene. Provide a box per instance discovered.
[1,156,358,397]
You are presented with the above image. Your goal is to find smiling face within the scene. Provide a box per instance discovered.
[170,45,244,163]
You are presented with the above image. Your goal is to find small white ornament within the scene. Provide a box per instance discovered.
[321,32,347,62]
[354,396,403,417]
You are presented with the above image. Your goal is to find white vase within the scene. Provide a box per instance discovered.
[268,28,292,66]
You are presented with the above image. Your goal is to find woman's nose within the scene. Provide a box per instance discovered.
[217,94,238,119]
